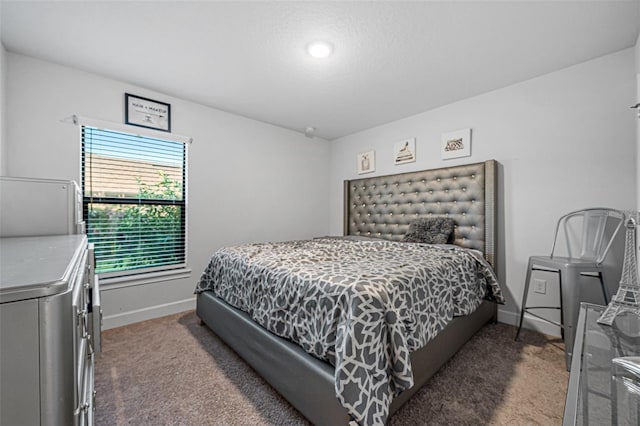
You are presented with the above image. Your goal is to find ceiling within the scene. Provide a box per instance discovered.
[1,1,639,141]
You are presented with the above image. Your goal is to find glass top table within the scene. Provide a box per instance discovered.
[563,303,640,425]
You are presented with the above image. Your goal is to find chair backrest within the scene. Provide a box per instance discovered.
[550,208,625,265]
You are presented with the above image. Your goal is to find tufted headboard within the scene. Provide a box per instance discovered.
[344,160,498,269]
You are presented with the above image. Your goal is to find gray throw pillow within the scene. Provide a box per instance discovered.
[402,217,455,244]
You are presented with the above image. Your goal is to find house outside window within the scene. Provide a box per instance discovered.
[81,125,187,277]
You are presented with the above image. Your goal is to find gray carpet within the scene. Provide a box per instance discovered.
[95,311,568,425]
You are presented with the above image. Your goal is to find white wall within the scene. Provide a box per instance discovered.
[4,46,637,332]
[5,52,331,328]
[329,48,637,335]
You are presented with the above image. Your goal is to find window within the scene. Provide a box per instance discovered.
[81,125,186,277]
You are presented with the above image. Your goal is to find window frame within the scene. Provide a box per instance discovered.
[77,116,191,279]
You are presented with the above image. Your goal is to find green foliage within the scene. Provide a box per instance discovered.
[88,171,184,274]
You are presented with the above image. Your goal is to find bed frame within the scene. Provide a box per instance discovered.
[196,160,498,425]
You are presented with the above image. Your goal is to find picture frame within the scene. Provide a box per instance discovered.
[441,128,471,160]
[394,138,416,165]
[357,150,375,174]
[125,93,171,132]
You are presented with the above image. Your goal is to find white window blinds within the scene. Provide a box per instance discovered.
[81,125,186,276]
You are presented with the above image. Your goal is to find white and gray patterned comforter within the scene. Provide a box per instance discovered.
[195,237,503,425]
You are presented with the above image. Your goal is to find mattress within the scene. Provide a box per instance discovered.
[195,237,503,424]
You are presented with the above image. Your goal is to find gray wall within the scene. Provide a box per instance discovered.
[637,32,640,214]
[328,48,638,336]
[4,52,331,328]
[0,2,6,176]
[637,31,640,72]
[0,43,6,176]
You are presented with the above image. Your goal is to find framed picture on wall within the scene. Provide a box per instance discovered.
[394,138,416,165]
[441,128,471,160]
[357,150,375,174]
[125,93,171,132]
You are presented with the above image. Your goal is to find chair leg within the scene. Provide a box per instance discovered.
[558,270,564,340]
[598,271,610,305]
[515,259,534,341]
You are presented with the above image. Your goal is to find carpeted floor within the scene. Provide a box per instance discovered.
[95,311,568,425]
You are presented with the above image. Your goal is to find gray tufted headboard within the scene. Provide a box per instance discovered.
[344,160,498,269]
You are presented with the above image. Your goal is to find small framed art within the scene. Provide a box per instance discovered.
[441,128,471,160]
[357,150,375,174]
[394,138,416,165]
[125,93,171,132]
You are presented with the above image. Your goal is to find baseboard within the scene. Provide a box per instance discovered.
[497,308,561,337]
[102,297,196,330]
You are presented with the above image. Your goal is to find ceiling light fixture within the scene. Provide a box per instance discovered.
[307,41,333,59]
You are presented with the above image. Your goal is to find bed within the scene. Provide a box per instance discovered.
[195,160,502,425]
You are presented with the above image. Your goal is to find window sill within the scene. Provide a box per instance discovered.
[99,267,192,290]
